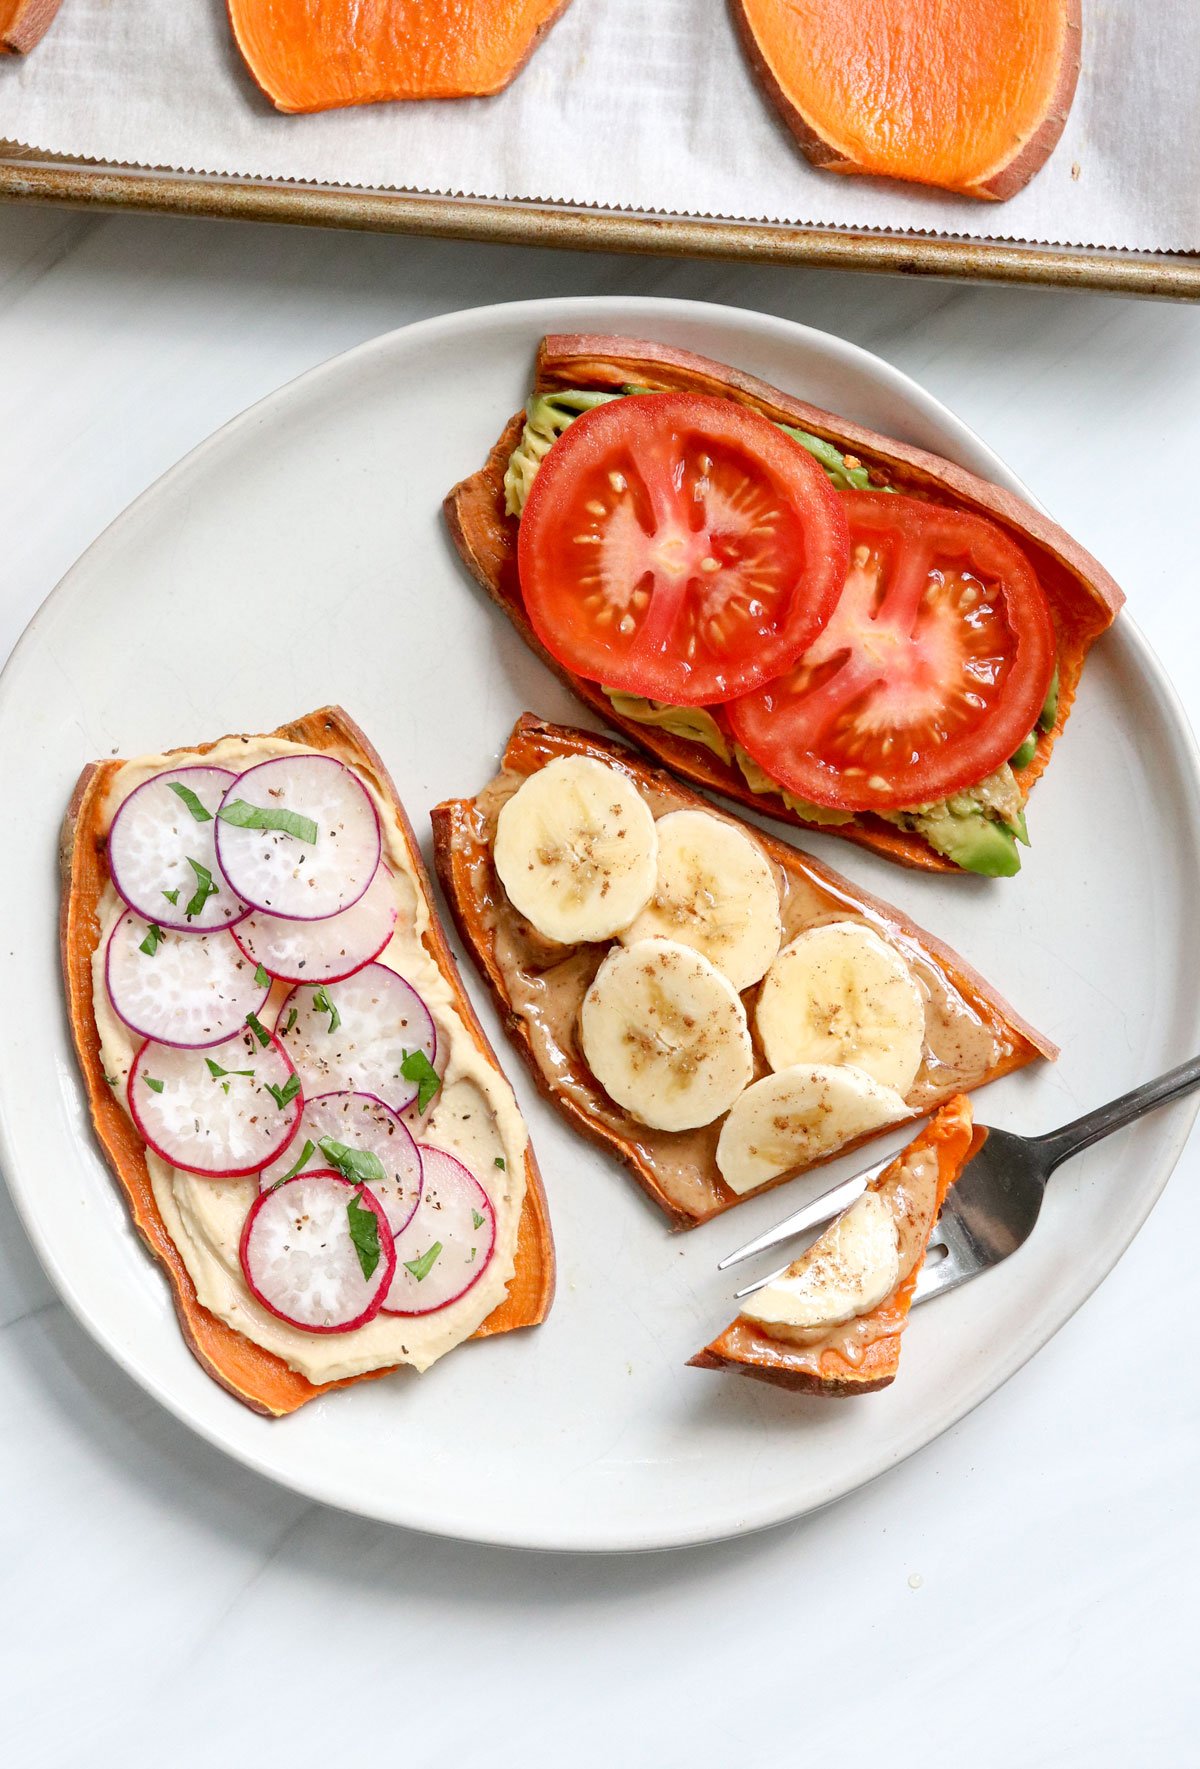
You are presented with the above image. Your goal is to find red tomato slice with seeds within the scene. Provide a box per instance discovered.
[726,491,1056,811]
[516,393,850,706]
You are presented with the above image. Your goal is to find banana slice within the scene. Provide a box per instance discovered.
[494,755,658,944]
[580,937,754,1132]
[617,809,782,992]
[741,1190,901,1338]
[716,1062,909,1196]
[755,921,926,1096]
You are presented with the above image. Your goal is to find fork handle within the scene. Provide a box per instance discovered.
[1033,1053,1200,1173]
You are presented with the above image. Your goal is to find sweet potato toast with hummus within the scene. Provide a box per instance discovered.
[690,1095,982,1396]
[60,706,554,1417]
[444,333,1123,877]
[431,715,1055,1229]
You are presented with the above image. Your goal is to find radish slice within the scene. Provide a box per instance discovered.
[381,1146,496,1317]
[105,911,270,1049]
[240,1171,396,1334]
[214,754,381,922]
[258,1090,422,1235]
[231,863,397,984]
[108,765,248,932]
[128,1028,302,1176]
[275,964,436,1114]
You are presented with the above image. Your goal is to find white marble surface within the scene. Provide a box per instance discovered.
[1,207,1197,1767]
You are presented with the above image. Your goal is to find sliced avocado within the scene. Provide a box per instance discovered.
[778,424,873,492]
[1038,665,1060,733]
[1010,732,1038,769]
[906,806,1021,877]
[732,744,855,825]
[603,690,732,763]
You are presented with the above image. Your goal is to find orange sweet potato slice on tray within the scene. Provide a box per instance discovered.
[61,705,554,1417]
[733,0,1082,201]
[0,0,62,53]
[228,0,573,114]
[690,1094,983,1395]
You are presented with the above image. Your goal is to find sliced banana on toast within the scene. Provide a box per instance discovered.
[755,921,926,1095]
[740,1189,901,1337]
[618,809,782,992]
[581,937,754,1132]
[494,753,658,943]
[716,1062,910,1195]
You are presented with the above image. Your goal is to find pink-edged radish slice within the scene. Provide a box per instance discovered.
[105,911,270,1049]
[240,1171,396,1334]
[258,1090,422,1235]
[128,1028,302,1176]
[275,963,436,1115]
[382,1146,496,1317]
[231,862,397,985]
[214,754,381,922]
[108,765,248,932]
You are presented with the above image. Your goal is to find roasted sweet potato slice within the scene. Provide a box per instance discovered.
[61,705,554,1417]
[733,0,1082,201]
[431,715,1054,1229]
[690,1095,982,1395]
[0,0,62,53]
[444,333,1123,875]
[228,0,573,114]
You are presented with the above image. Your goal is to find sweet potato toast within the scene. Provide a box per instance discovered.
[733,0,1082,202]
[0,0,61,53]
[228,0,572,114]
[690,1095,982,1395]
[431,715,1054,1229]
[444,333,1123,875]
[60,705,554,1417]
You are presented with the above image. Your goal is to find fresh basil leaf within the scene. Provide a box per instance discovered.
[346,1191,382,1281]
[265,1072,300,1111]
[139,923,164,957]
[471,1209,485,1230]
[162,888,180,906]
[275,1138,316,1185]
[311,986,340,1035]
[205,1057,254,1081]
[403,1241,443,1283]
[184,857,218,921]
[218,799,318,845]
[168,781,213,823]
[245,1010,271,1049]
[400,1048,441,1115]
[142,1073,164,1094]
[253,962,270,989]
[318,1137,386,1186]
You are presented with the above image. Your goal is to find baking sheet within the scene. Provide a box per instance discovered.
[2,0,1199,255]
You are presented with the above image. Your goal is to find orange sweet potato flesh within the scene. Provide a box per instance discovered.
[228,0,573,114]
[60,706,554,1417]
[445,333,1123,876]
[690,1095,984,1395]
[734,0,1082,201]
[0,0,63,53]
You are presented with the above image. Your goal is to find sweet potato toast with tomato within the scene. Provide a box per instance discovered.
[60,706,554,1417]
[444,334,1123,876]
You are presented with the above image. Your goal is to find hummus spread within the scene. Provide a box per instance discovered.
[92,736,528,1382]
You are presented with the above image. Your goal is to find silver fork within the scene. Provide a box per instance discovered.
[718,1055,1200,1306]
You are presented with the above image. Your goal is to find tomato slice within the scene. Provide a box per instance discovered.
[516,392,849,706]
[726,491,1056,811]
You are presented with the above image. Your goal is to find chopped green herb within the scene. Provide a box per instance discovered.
[403,1242,443,1283]
[162,888,180,906]
[265,1073,301,1111]
[253,962,271,989]
[205,1057,254,1081]
[221,1081,230,1096]
[218,799,318,845]
[283,1007,298,1035]
[104,1073,119,1088]
[138,922,165,957]
[276,1139,316,1185]
[245,1011,271,1049]
[494,1156,506,1171]
[471,1209,485,1230]
[347,1190,382,1281]
[184,857,218,921]
[168,781,213,823]
[142,1073,164,1094]
[401,1049,441,1115]
[468,1247,477,1264]
[311,986,340,1035]
[318,1137,386,1186]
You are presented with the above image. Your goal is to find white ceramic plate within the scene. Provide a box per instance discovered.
[2,298,1198,1551]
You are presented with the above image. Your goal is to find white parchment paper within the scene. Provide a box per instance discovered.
[2,0,1197,253]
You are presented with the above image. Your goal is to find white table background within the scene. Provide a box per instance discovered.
[1,207,1197,1768]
